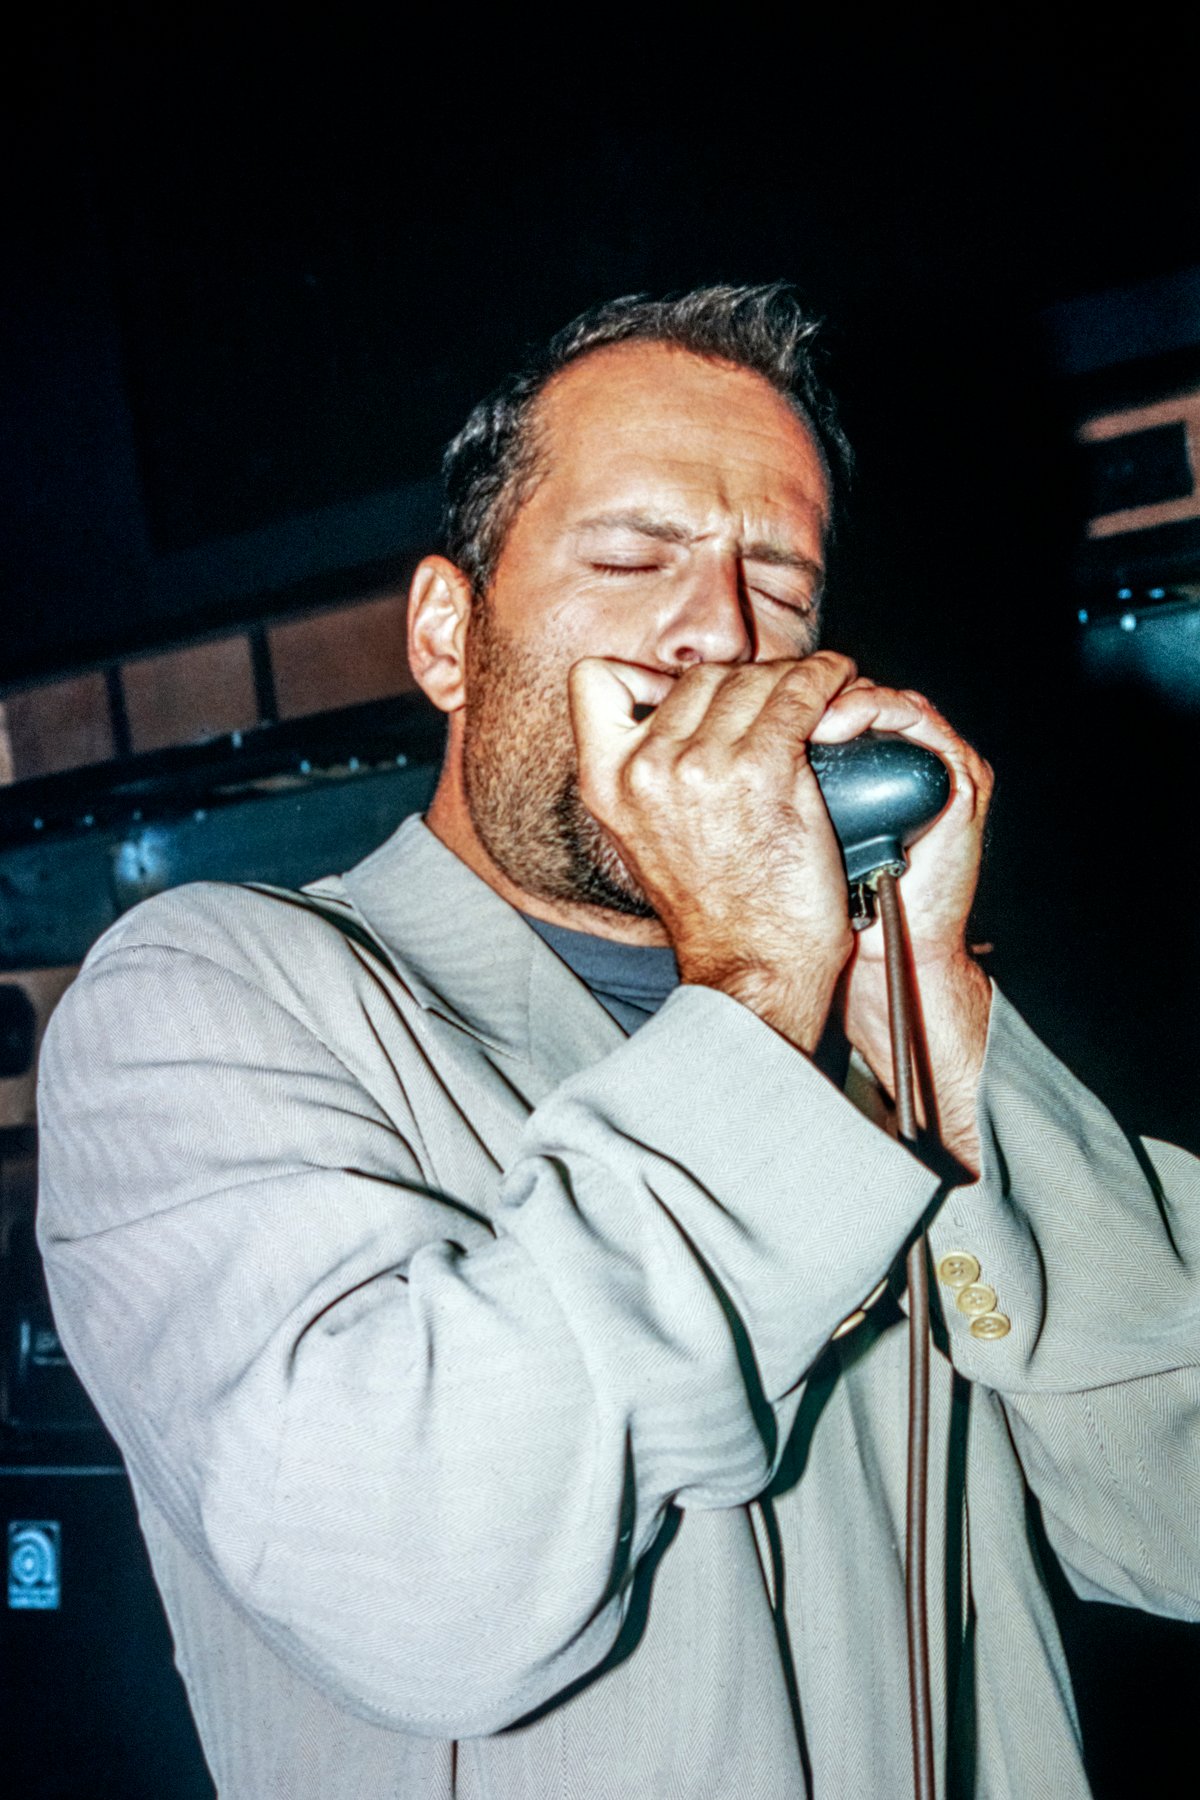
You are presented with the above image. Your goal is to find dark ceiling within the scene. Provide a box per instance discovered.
[4,16,1197,683]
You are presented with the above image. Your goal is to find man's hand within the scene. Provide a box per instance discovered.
[570,652,860,1053]
[812,680,994,1173]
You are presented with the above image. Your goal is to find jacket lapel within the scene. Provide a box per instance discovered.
[339,814,626,1103]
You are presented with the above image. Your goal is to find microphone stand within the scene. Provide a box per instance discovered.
[876,870,935,1800]
[815,734,949,1800]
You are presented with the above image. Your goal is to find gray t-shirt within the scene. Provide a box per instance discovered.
[523,915,679,1034]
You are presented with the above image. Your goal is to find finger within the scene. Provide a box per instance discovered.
[809,682,926,743]
[641,660,741,739]
[812,683,967,765]
[739,652,860,752]
[569,659,662,796]
[625,649,856,748]
[871,692,993,809]
[664,659,796,742]
[813,683,992,818]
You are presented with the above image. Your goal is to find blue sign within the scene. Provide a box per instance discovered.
[8,1520,61,1610]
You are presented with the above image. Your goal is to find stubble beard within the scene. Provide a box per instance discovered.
[461,607,657,919]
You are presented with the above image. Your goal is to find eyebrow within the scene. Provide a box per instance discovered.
[575,510,824,583]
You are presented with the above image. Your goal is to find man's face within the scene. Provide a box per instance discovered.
[460,342,832,917]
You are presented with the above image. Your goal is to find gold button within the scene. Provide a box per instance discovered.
[863,1277,889,1309]
[956,1283,998,1317]
[938,1252,981,1289]
[970,1312,1011,1340]
[831,1308,867,1340]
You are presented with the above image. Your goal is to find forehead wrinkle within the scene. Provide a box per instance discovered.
[575,510,698,546]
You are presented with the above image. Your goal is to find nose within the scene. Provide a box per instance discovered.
[654,555,755,670]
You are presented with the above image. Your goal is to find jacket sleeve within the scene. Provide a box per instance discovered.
[925,985,1200,1619]
[36,888,938,1737]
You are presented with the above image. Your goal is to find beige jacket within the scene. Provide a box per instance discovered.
[37,816,1200,1797]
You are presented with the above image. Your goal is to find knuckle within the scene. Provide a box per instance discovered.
[675,743,719,789]
[815,651,856,684]
[778,660,821,695]
[624,753,659,801]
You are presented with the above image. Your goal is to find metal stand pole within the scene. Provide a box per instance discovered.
[876,870,936,1800]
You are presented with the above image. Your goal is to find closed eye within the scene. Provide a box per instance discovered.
[751,587,816,617]
[590,562,663,576]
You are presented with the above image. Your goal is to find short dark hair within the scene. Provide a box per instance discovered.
[441,282,852,596]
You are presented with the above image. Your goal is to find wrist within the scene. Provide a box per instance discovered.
[847,949,991,1175]
[680,943,851,1055]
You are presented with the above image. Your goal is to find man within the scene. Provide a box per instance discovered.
[37,286,1200,1797]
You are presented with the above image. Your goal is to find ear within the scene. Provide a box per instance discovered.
[407,555,474,713]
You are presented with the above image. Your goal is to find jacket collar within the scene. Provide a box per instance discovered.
[340,814,625,1074]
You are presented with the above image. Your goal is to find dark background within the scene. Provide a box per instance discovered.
[3,11,1199,1796]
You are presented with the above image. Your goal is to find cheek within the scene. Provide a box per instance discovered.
[538,585,653,658]
[753,610,820,661]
